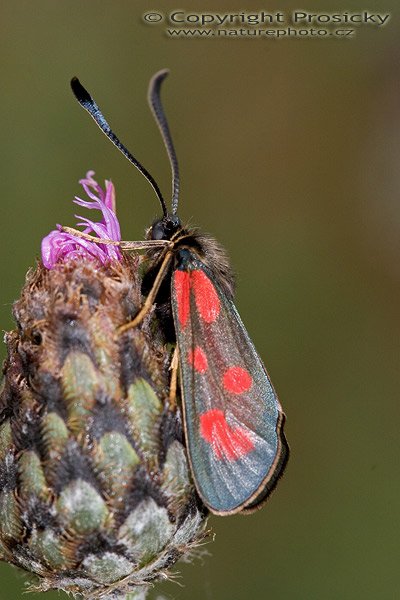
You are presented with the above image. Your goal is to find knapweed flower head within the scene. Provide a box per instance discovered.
[41,170,122,268]
[1,168,207,598]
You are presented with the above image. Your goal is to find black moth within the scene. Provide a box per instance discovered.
[70,70,288,515]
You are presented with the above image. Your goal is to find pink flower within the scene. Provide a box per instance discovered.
[41,171,122,269]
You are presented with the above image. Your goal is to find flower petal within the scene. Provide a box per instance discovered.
[41,171,122,269]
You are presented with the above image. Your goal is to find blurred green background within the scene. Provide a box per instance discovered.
[1,1,399,599]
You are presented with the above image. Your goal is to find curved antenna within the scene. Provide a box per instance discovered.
[70,77,168,217]
[148,69,180,215]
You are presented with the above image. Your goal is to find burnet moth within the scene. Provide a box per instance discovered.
[69,70,289,515]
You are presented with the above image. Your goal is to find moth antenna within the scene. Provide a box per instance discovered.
[148,69,180,216]
[70,77,168,217]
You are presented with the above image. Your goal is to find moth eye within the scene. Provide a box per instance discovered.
[31,330,42,345]
[151,222,166,240]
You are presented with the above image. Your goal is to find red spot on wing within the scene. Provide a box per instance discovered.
[191,270,220,323]
[200,409,254,461]
[223,366,252,394]
[174,270,190,328]
[188,346,208,373]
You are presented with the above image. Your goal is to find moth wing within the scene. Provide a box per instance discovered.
[171,251,288,515]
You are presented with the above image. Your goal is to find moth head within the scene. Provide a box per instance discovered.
[150,214,182,241]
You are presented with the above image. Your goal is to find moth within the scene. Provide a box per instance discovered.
[69,70,289,515]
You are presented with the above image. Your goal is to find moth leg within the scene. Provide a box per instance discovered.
[168,345,179,411]
[118,250,174,333]
[61,227,121,245]
[60,226,170,251]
